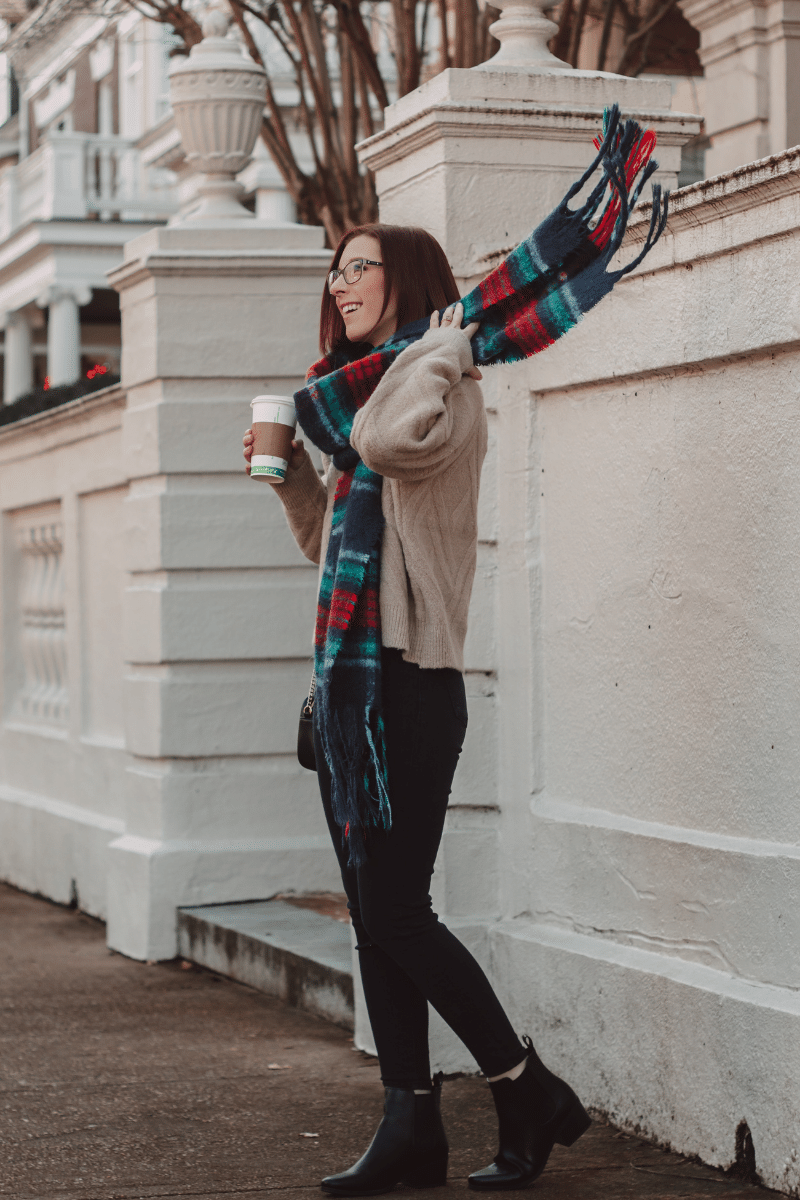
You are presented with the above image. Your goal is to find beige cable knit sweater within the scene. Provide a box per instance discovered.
[276,325,488,672]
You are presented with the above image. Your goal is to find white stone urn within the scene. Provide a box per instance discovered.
[474,0,572,72]
[169,7,267,220]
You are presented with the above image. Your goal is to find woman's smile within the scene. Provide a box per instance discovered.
[330,233,398,346]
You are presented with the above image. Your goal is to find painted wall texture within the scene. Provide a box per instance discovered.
[503,154,800,1197]
[357,67,800,1195]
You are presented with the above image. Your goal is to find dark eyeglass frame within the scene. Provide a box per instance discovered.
[328,258,383,290]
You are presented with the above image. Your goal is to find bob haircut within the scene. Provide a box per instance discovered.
[320,223,460,356]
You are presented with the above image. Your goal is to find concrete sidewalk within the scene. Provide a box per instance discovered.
[0,882,777,1200]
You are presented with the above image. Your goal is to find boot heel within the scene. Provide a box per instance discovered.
[554,1100,592,1147]
[401,1147,449,1188]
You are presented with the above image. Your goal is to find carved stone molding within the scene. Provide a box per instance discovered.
[35,284,93,310]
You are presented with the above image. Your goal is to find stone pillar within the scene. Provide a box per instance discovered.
[39,286,90,387]
[766,0,800,155]
[106,220,338,961]
[356,1,701,1073]
[4,309,33,403]
[680,0,800,175]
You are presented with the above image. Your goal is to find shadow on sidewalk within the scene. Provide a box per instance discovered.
[0,882,780,1200]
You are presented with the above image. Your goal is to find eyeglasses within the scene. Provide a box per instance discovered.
[328,258,383,290]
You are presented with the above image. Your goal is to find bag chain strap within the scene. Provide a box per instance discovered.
[302,670,317,718]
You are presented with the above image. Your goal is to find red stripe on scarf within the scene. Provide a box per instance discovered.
[314,603,329,649]
[355,586,379,629]
[478,260,515,308]
[344,354,387,408]
[590,128,657,251]
[335,469,354,501]
[507,306,555,355]
[329,590,358,630]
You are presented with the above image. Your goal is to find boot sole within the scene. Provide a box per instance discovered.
[322,1153,448,1195]
[320,1182,447,1197]
[321,1186,397,1197]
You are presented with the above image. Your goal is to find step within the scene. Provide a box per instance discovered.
[177,897,354,1030]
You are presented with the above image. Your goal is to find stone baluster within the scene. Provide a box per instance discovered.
[98,143,113,219]
[15,518,68,724]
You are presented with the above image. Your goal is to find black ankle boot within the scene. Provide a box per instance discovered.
[468,1038,591,1191]
[321,1073,448,1196]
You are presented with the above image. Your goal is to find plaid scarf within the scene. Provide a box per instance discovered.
[295,104,668,866]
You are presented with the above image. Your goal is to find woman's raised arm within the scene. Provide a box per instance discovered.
[350,319,485,482]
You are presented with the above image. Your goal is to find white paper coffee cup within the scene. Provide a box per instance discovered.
[250,395,297,483]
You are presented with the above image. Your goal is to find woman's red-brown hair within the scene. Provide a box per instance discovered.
[320,224,460,356]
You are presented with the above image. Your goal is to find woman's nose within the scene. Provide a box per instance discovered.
[331,275,347,295]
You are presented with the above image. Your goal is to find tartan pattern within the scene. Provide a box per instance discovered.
[295,105,668,866]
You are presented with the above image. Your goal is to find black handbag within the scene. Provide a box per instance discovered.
[297,671,317,771]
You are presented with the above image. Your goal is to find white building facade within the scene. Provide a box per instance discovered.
[0,0,799,1193]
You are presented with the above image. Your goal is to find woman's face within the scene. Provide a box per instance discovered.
[330,234,398,347]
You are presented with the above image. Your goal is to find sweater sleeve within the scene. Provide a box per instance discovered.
[349,325,482,481]
[273,450,329,565]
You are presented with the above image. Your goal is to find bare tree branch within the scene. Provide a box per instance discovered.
[596,0,615,69]
[567,0,590,66]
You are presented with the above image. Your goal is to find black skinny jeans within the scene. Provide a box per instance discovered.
[314,647,525,1090]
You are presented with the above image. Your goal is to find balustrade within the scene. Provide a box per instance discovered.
[0,131,176,239]
[13,512,68,725]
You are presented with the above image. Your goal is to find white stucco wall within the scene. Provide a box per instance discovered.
[498,155,800,1194]
[359,64,800,1192]
[0,389,128,918]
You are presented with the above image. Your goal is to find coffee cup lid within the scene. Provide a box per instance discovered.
[251,394,295,412]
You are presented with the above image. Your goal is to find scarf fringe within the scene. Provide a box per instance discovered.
[316,687,391,868]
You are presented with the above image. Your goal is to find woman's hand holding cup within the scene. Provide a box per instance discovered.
[243,429,308,478]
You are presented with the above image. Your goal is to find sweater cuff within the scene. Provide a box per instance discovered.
[276,452,325,514]
[420,324,475,372]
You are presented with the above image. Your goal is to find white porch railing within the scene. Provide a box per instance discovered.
[0,132,177,241]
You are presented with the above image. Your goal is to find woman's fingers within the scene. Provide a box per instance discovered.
[288,438,306,470]
[435,304,478,339]
[438,302,460,326]
[465,365,483,381]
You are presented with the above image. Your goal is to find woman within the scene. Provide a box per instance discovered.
[243,224,590,1195]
